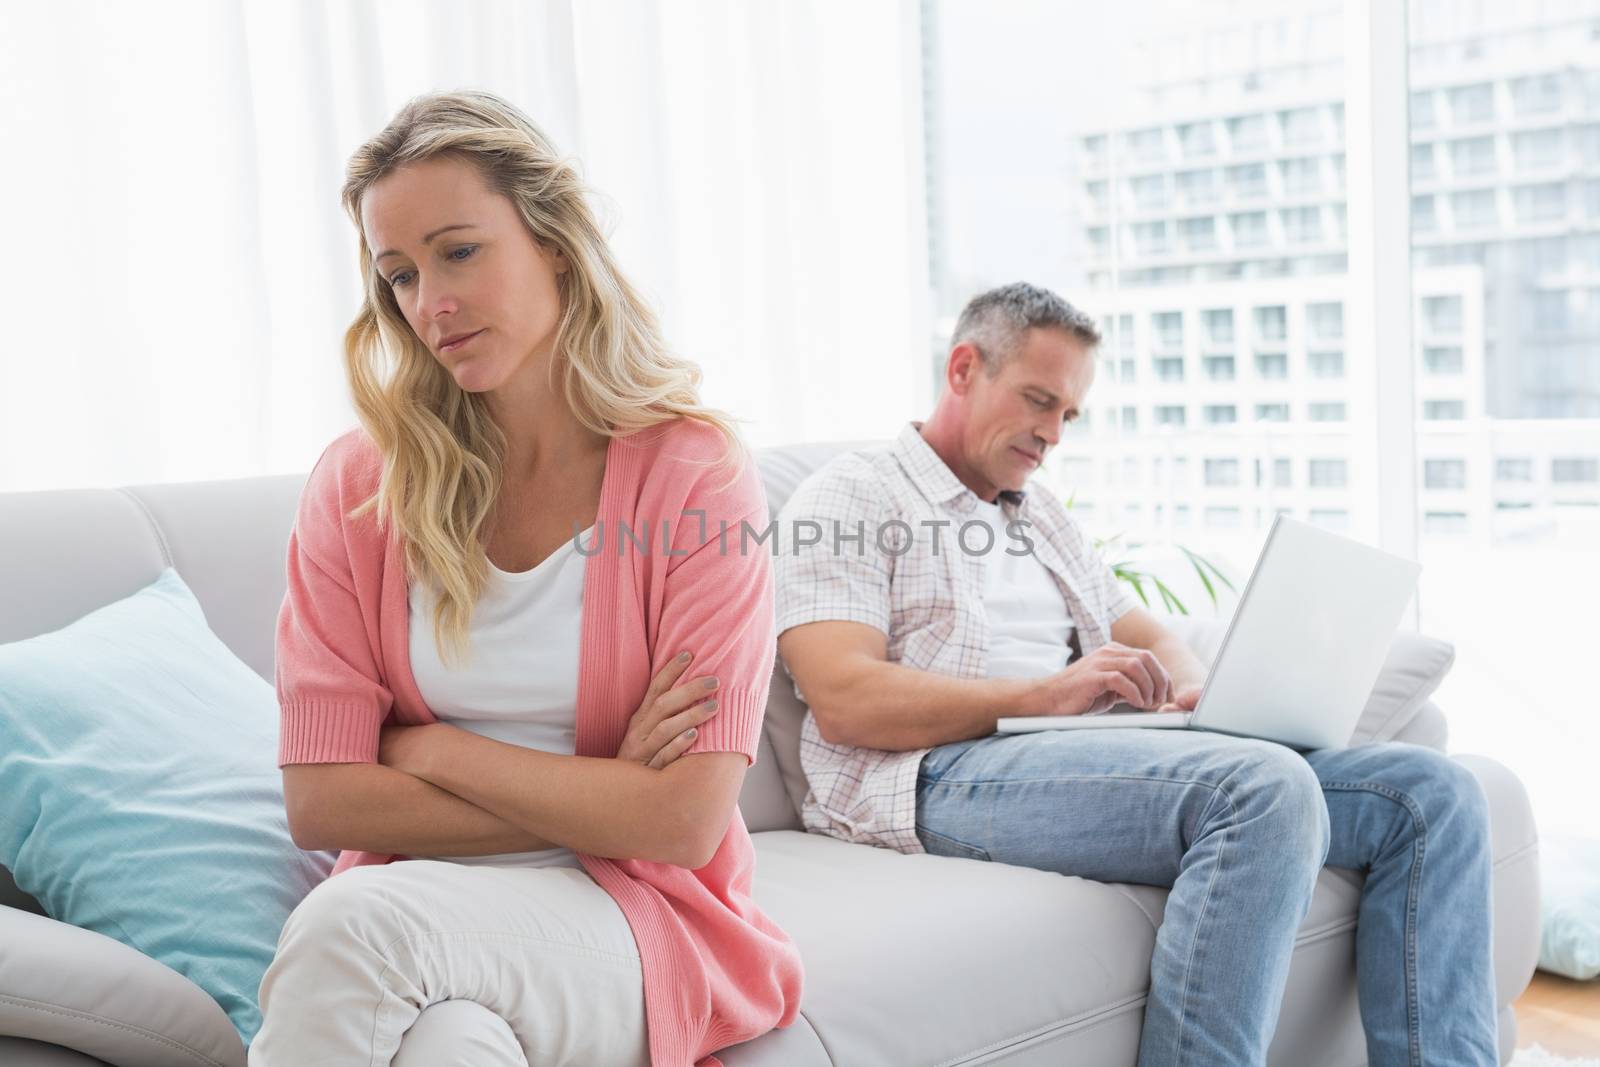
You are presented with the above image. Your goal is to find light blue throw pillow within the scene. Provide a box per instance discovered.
[0,566,335,1047]
[1539,834,1600,981]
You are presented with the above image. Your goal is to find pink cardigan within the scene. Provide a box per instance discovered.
[273,418,803,1067]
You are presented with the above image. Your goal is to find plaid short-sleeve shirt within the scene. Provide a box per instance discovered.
[774,421,1140,853]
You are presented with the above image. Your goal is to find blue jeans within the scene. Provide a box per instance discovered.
[915,730,1497,1067]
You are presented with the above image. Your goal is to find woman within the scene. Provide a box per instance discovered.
[250,90,803,1067]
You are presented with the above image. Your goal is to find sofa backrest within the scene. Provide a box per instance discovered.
[0,437,886,912]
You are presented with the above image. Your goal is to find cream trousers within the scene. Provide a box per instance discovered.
[248,860,650,1067]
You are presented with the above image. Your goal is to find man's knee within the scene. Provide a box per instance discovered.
[393,1000,529,1067]
[1229,742,1331,867]
[1378,743,1490,834]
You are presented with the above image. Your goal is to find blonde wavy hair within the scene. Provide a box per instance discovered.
[338,89,744,670]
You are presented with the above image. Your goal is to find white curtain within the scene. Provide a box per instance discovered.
[0,0,930,492]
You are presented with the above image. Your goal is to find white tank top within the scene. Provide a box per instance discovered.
[405,526,595,869]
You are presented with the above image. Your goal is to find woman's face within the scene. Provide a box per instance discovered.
[361,155,568,395]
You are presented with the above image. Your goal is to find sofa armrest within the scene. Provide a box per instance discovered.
[0,906,245,1067]
[1453,755,1542,1012]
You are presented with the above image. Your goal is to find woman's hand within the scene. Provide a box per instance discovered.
[617,650,721,770]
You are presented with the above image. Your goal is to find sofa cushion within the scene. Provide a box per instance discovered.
[745,829,1368,1066]
[0,567,335,1047]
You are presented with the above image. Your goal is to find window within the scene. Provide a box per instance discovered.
[1273,457,1292,487]
[1308,401,1348,422]
[1130,175,1168,211]
[1119,358,1137,382]
[1411,143,1435,181]
[1255,402,1290,422]
[1450,136,1496,176]
[1155,404,1187,427]
[1424,399,1466,420]
[1511,73,1563,116]
[1178,121,1216,158]
[1281,206,1322,243]
[1204,459,1240,487]
[1116,313,1136,351]
[1132,221,1171,255]
[1496,458,1534,482]
[1410,91,1435,129]
[1279,106,1322,146]
[1154,357,1185,382]
[1087,226,1110,256]
[1205,506,1243,528]
[1085,182,1111,217]
[1121,406,1138,431]
[1309,508,1351,531]
[1203,308,1234,345]
[1531,290,1569,334]
[1203,355,1236,381]
[1512,129,1564,171]
[1424,459,1467,490]
[1424,511,1470,535]
[1309,350,1346,378]
[1552,458,1599,484]
[1449,83,1495,124]
[1081,134,1107,169]
[1125,127,1165,164]
[1413,194,1437,233]
[1514,182,1566,223]
[1254,305,1288,341]
[1423,294,1464,333]
[1179,216,1217,252]
[1280,157,1321,194]
[1255,352,1288,379]
[1451,189,1497,227]
[1423,345,1464,375]
[1227,163,1267,199]
[1175,168,1221,206]
[1204,404,1238,425]
[1228,114,1267,152]
[1231,211,1269,247]
[1306,301,1343,339]
[1309,459,1348,488]
[1153,311,1184,348]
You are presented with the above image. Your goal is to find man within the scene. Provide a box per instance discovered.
[773,282,1497,1066]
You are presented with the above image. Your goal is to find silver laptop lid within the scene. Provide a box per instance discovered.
[1190,515,1422,750]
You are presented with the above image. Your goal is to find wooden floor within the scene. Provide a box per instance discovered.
[1514,971,1600,1058]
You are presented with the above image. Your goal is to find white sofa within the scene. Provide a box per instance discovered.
[0,439,1541,1066]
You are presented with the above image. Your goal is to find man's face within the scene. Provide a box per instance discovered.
[361,155,568,394]
[962,326,1095,496]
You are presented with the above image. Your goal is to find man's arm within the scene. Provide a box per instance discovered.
[1110,606,1210,704]
[779,621,1040,751]
[779,620,1170,751]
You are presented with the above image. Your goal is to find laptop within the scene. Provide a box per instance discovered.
[994,514,1422,751]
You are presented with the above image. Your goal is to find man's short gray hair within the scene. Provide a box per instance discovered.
[951,282,1101,374]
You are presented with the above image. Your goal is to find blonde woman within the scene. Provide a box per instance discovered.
[250,90,803,1067]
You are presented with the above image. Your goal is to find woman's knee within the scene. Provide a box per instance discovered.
[393,1000,529,1067]
[274,864,403,961]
